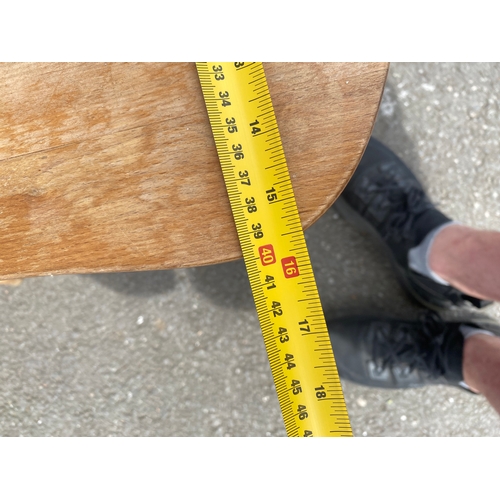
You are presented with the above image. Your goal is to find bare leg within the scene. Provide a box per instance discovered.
[429,225,500,302]
[429,225,500,410]
[463,334,500,414]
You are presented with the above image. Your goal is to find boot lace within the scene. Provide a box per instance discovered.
[360,161,432,243]
[371,311,448,378]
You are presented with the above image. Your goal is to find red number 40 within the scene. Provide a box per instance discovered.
[259,244,276,266]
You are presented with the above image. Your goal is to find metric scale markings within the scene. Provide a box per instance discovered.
[196,62,352,437]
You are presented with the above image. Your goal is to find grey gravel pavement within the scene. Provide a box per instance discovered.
[1,62,499,436]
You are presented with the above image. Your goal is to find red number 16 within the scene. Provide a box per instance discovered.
[282,256,299,278]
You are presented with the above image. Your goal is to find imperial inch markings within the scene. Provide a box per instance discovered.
[196,63,352,437]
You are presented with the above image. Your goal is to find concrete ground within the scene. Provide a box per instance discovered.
[1,62,499,436]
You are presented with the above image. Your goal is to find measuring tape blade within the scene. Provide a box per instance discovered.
[196,62,352,437]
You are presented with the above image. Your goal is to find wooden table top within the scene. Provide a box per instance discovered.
[0,62,388,279]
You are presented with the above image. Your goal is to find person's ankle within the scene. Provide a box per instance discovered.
[428,225,476,285]
[408,221,459,285]
[462,333,489,394]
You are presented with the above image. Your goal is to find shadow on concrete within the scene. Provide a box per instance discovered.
[307,210,421,322]
[186,259,255,311]
[86,270,177,297]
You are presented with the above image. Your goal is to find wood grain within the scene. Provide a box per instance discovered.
[0,63,388,279]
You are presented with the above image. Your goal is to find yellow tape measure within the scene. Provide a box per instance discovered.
[196,62,352,437]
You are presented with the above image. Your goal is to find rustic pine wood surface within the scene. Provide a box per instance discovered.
[0,62,388,279]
